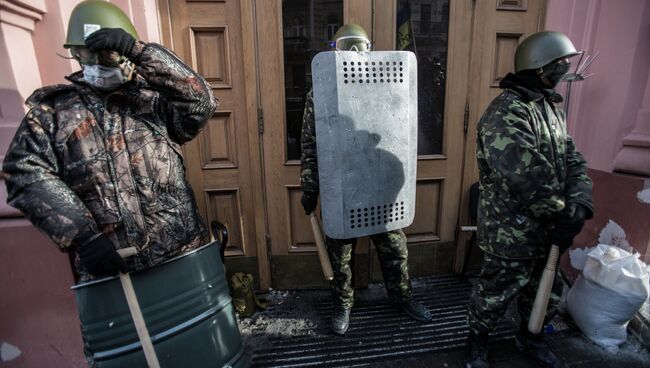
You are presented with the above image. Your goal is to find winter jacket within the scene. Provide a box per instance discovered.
[3,41,218,277]
[476,73,593,259]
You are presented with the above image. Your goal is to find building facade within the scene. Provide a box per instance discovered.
[1,0,648,366]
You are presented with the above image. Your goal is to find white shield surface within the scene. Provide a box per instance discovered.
[312,51,417,239]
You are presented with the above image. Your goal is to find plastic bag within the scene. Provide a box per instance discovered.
[229,273,268,318]
[566,244,650,352]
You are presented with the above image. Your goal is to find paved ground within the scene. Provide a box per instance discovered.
[238,275,650,368]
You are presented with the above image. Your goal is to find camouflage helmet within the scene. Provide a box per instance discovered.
[64,0,139,48]
[333,24,371,51]
[514,31,580,73]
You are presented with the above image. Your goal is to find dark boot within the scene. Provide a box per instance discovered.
[395,299,432,322]
[514,327,566,368]
[464,331,489,368]
[330,306,351,335]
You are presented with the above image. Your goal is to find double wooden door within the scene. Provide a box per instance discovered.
[158,0,547,290]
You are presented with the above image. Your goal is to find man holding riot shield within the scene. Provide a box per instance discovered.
[300,24,432,336]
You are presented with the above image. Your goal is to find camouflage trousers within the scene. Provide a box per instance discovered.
[327,229,412,309]
[467,252,564,335]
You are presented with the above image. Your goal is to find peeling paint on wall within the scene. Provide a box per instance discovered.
[637,180,650,204]
[0,342,22,362]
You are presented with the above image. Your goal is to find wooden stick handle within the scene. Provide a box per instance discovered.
[115,246,161,367]
[120,273,161,368]
[117,247,138,259]
[528,244,560,334]
[309,213,334,281]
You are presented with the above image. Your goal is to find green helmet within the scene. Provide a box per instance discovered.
[333,24,371,51]
[514,31,580,73]
[64,0,138,48]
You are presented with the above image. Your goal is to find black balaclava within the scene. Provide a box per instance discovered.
[538,59,571,88]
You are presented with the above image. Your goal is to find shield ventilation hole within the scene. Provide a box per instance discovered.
[342,59,405,84]
[349,201,405,228]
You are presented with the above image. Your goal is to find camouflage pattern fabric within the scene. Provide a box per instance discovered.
[467,252,563,335]
[3,41,218,280]
[476,73,593,260]
[300,89,318,193]
[327,230,412,309]
[300,90,412,308]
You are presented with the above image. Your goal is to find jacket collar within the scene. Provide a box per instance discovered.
[499,72,563,104]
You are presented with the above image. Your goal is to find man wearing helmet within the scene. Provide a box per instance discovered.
[464,31,593,368]
[3,0,217,281]
[300,24,432,336]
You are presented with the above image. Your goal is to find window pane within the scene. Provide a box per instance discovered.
[283,0,344,161]
[397,0,450,155]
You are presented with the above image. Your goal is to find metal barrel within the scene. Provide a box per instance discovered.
[72,241,249,367]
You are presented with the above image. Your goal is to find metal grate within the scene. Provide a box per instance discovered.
[251,275,516,368]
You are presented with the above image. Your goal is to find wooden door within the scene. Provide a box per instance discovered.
[455,0,548,272]
[256,0,474,288]
[254,0,350,289]
[157,0,270,288]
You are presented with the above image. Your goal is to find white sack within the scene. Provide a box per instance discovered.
[566,244,649,352]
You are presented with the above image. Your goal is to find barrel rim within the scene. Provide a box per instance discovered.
[71,241,219,290]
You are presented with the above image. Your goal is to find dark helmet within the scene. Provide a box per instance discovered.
[64,0,138,48]
[514,31,580,72]
[333,24,371,51]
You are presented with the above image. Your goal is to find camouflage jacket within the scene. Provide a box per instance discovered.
[3,41,218,277]
[476,73,593,259]
[300,90,319,192]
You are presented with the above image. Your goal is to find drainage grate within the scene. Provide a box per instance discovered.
[250,275,516,368]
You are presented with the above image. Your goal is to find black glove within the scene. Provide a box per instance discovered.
[77,234,127,277]
[300,191,318,215]
[85,28,136,57]
[548,204,589,252]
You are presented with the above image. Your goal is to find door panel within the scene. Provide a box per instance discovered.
[256,0,354,288]
[389,0,472,276]
[158,0,269,288]
[456,0,548,272]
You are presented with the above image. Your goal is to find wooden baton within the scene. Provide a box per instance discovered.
[528,244,560,334]
[117,247,161,368]
[309,213,334,281]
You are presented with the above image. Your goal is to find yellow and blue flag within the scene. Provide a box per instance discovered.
[397,0,415,52]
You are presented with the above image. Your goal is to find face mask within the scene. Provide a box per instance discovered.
[540,60,571,88]
[82,64,126,91]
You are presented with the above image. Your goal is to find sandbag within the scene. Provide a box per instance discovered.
[567,244,649,352]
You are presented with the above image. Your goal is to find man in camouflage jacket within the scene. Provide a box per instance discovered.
[3,10,217,281]
[301,86,431,336]
[465,32,593,368]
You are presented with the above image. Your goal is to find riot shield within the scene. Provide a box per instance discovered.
[312,51,417,239]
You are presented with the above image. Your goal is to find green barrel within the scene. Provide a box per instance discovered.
[72,242,248,367]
